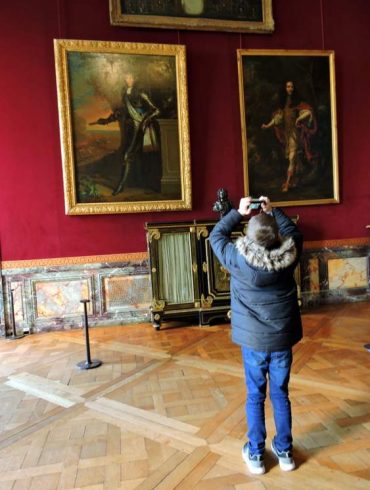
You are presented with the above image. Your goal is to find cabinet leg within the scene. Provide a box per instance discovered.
[151,312,162,331]
[199,312,210,327]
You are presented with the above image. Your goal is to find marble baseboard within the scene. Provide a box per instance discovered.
[1,240,369,335]
[0,254,151,336]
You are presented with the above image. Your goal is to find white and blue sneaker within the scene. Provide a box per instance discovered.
[271,439,296,471]
[242,443,265,475]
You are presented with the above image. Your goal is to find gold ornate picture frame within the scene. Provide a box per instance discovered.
[54,39,191,215]
[109,0,274,34]
[237,49,339,207]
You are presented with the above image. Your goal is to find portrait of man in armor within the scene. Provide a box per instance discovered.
[54,40,191,214]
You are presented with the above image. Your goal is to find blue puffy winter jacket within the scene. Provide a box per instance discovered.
[209,208,303,352]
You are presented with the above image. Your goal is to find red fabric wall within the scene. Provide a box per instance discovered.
[0,0,369,261]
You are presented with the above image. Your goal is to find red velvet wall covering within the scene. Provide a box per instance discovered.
[0,0,369,261]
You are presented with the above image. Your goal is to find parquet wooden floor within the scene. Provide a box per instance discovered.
[0,301,369,489]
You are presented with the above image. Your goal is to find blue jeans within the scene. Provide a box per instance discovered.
[241,346,293,456]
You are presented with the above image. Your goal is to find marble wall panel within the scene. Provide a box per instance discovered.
[308,258,320,293]
[33,279,92,318]
[11,282,25,322]
[102,274,151,313]
[0,281,27,335]
[328,257,368,290]
[301,242,370,307]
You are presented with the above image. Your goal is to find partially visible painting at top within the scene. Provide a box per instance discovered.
[109,0,274,33]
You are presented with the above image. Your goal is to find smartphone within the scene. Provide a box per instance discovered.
[249,199,265,210]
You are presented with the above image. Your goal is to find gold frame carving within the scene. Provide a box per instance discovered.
[148,229,161,242]
[151,299,165,312]
[109,1,274,34]
[237,49,339,207]
[54,39,192,215]
[196,226,209,240]
[201,294,213,309]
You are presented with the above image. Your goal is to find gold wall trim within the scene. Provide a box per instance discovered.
[1,252,148,270]
[304,237,370,249]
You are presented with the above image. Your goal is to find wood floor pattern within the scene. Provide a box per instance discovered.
[0,301,369,489]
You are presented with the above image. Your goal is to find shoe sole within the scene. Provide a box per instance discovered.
[278,461,295,472]
[271,443,295,472]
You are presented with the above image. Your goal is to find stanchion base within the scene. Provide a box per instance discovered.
[76,360,102,370]
[7,334,25,340]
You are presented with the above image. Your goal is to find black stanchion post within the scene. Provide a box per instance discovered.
[7,287,24,340]
[76,299,102,370]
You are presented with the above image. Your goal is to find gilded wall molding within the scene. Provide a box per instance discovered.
[304,237,370,249]
[1,252,148,270]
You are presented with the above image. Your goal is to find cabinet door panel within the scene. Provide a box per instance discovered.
[158,232,194,304]
[204,230,244,299]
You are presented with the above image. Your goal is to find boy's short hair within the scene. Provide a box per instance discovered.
[247,213,279,248]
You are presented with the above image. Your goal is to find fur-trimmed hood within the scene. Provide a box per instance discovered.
[235,236,297,272]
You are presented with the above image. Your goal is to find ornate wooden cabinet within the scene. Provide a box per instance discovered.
[145,218,301,330]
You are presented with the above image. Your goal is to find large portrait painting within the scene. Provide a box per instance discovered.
[237,50,339,206]
[109,0,274,33]
[54,39,191,215]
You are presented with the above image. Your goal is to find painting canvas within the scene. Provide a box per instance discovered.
[109,0,274,33]
[237,50,339,206]
[54,39,191,214]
